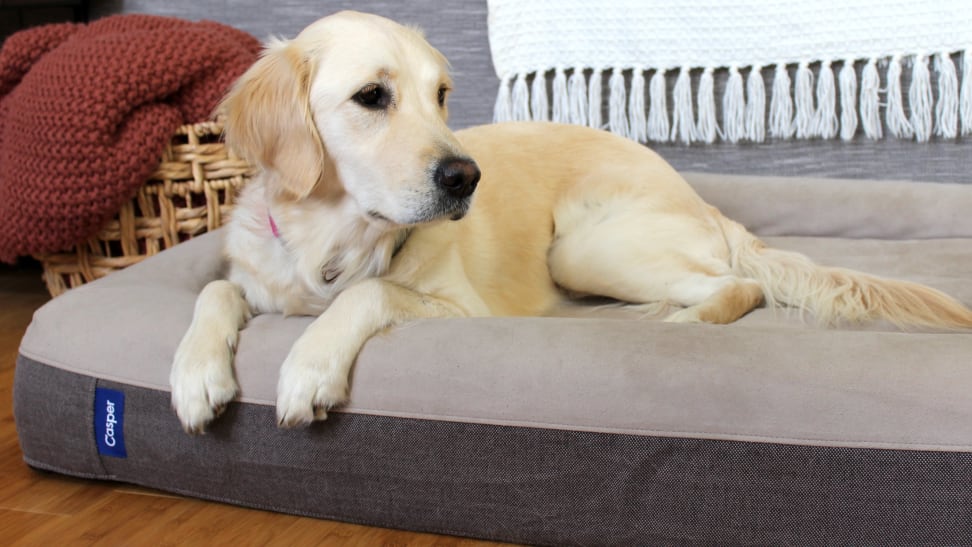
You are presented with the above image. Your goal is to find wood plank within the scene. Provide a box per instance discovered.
[0,508,69,540]
[0,471,113,516]
[0,265,518,545]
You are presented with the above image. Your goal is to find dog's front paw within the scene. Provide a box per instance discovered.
[170,332,240,434]
[275,343,351,428]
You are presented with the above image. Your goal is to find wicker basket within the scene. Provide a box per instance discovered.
[35,121,256,297]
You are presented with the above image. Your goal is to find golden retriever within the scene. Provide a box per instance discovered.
[170,11,972,433]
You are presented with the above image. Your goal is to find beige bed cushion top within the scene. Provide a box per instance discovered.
[18,174,972,452]
[687,172,972,239]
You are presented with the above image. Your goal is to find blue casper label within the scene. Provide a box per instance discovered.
[95,388,127,458]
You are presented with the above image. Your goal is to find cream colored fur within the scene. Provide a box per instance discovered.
[170,11,972,433]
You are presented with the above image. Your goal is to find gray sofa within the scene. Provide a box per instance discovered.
[89,0,972,185]
[14,1,972,545]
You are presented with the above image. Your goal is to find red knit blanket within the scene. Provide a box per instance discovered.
[0,15,261,262]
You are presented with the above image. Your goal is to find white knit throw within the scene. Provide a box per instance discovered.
[489,0,972,143]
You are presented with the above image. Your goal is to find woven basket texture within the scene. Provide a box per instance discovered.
[36,121,255,297]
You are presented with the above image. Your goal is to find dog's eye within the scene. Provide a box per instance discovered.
[353,84,390,109]
[437,85,449,108]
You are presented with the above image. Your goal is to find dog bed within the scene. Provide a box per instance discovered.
[14,173,972,545]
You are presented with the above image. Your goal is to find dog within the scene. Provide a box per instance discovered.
[170,10,972,433]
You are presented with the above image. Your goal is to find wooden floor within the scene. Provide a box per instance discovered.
[0,263,514,546]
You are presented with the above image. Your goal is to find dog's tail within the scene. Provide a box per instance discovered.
[720,217,972,329]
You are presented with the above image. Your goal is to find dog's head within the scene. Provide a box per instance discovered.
[220,11,479,226]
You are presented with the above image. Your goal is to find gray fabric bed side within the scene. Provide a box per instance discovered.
[15,360,972,545]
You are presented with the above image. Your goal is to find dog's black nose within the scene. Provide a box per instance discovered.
[434,157,480,198]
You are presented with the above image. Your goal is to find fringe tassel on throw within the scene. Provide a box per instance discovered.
[696,67,718,143]
[494,50,972,143]
[647,70,669,141]
[935,53,959,139]
[723,66,746,143]
[511,73,530,121]
[909,55,933,142]
[885,55,914,139]
[493,75,512,123]
[671,67,695,144]
[860,59,882,139]
[814,61,838,139]
[587,69,603,129]
[551,67,568,123]
[628,68,647,143]
[608,68,629,137]
[568,69,588,126]
[838,60,858,141]
[794,62,815,139]
[531,71,549,121]
[769,64,794,139]
[963,50,972,135]
[745,66,766,142]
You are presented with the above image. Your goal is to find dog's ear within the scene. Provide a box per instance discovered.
[219,40,338,200]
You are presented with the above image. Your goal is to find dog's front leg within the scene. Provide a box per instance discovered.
[276,278,463,427]
[170,280,252,433]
